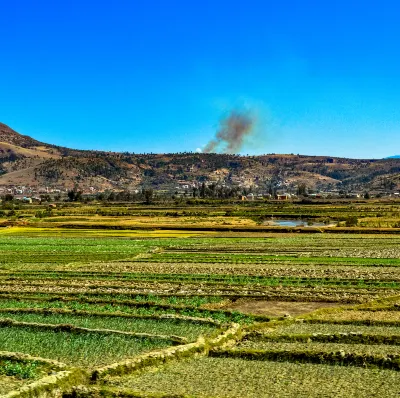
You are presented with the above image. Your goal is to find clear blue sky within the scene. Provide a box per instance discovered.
[1,0,400,158]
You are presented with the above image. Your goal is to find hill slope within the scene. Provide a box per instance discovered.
[0,122,399,193]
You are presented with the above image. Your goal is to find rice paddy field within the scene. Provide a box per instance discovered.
[0,201,399,396]
[107,357,400,398]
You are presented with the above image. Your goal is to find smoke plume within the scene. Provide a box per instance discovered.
[204,109,254,153]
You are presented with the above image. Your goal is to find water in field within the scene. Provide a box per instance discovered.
[264,219,328,227]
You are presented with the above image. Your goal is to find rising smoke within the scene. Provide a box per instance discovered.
[204,109,255,153]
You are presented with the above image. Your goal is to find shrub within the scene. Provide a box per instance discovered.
[345,216,358,227]
[0,360,38,379]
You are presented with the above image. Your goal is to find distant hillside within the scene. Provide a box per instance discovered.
[0,123,45,148]
[0,122,400,193]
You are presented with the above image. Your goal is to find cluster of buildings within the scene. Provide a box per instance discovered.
[1,180,399,203]
[0,186,65,203]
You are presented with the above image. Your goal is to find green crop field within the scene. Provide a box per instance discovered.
[0,201,400,397]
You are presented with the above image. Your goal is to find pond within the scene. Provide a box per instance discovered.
[263,219,333,227]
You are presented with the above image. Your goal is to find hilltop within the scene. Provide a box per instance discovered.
[0,122,399,194]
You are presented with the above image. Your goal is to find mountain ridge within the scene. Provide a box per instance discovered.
[0,122,399,194]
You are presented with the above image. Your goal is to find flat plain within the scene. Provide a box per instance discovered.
[0,200,399,397]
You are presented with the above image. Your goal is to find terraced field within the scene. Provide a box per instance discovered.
[0,226,399,396]
[107,357,400,398]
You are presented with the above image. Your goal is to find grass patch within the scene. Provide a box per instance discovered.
[0,312,217,340]
[0,327,172,368]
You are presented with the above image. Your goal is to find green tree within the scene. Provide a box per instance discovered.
[297,183,307,196]
[144,189,153,204]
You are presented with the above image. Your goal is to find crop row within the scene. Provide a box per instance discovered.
[259,322,400,336]
[304,310,400,325]
[0,280,393,295]
[0,285,390,303]
[7,264,400,281]
[0,307,221,328]
[210,348,400,370]
[3,274,400,288]
[0,292,225,307]
[242,332,400,346]
[0,297,258,324]
[0,317,188,344]
[134,253,400,266]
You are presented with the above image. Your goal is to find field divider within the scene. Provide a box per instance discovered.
[4,368,88,398]
[243,332,400,345]
[0,318,188,344]
[43,223,400,234]
[0,351,89,398]
[0,290,378,303]
[0,307,220,326]
[0,350,68,370]
[5,273,400,285]
[66,385,198,398]
[91,323,243,381]
[1,284,391,295]
[210,348,400,370]
[353,305,400,312]
[303,318,400,327]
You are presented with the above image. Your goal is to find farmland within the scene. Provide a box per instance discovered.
[0,201,399,396]
[109,357,400,398]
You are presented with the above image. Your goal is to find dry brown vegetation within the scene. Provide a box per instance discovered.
[1,122,400,192]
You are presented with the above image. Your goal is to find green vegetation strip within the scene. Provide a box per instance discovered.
[0,351,67,370]
[0,360,39,380]
[0,307,220,326]
[0,329,172,368]
[135,253,400,267]
[0,288,383,305]
[0,295,261,323]
[0,318,188,344]
[0,311,218,341]
[211,348,400,370]
[0,292,225,307]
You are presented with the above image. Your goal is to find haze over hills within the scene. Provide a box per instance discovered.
[0,122,399,194]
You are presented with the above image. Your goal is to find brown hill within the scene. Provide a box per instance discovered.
[0,123,45,148]
[0,122,399,194]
